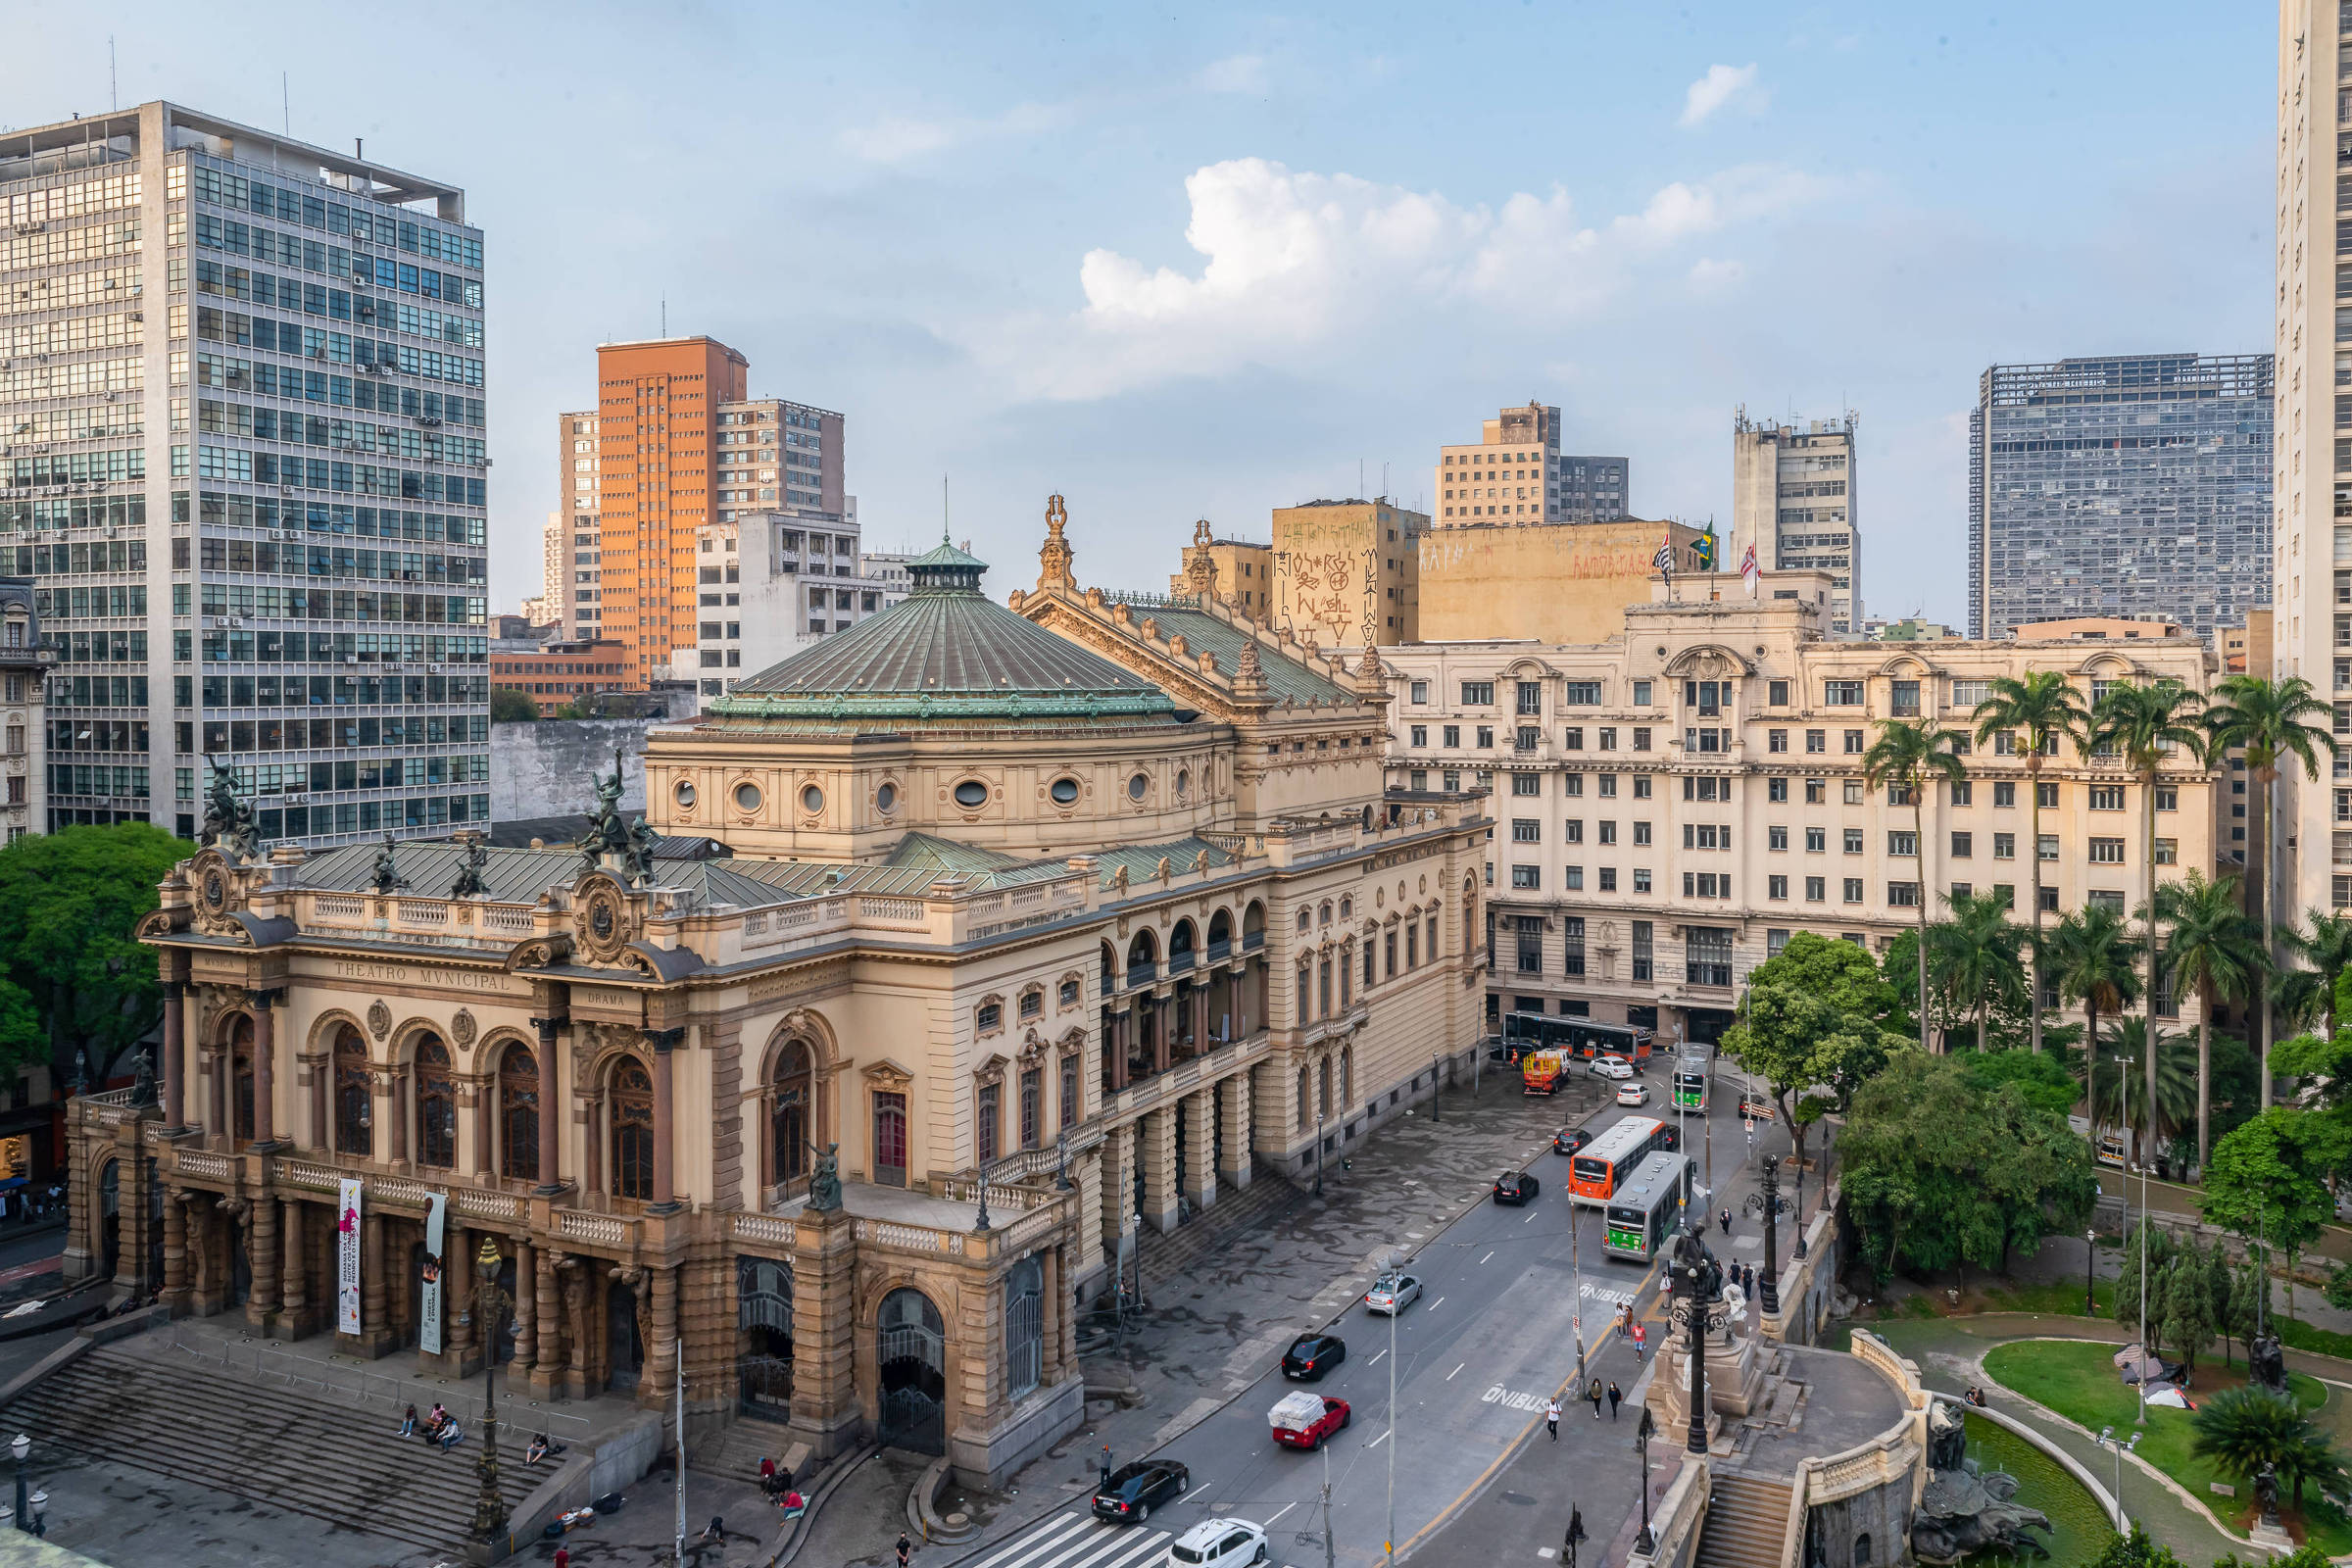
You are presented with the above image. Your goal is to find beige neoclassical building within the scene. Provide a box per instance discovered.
[72,503,1489,1484]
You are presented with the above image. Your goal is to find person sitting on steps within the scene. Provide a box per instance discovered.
[399,1404,418,1438]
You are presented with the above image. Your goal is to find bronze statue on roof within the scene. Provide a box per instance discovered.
[199,754,262,862]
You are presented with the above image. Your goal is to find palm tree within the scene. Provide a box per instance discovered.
[2280,908,2352,1038]
[2098,1016,2197,1165]
[1863,717,1970,1053]
[2193,1386,2349,1515]
[2159,869,2269,1168]
[2206,675,2341,1105]
[2088,678,2208,1144]
[1930,890,2027,1054]
[2046,902,2143,1114]
[1973,671,2092,1059]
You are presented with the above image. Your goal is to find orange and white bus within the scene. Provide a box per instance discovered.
[1569,1115,1673,1206]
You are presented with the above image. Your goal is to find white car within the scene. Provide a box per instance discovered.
[1170,1518,1269,1565]
[1365,1272,1422,1315]
[1589,1054,1634,1081]
[1616,1082,1650,1107]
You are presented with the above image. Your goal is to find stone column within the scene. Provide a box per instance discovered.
[162,1187,189,1313]
[1139,1108,1179,1233]
[351,1209,390,1357]
[1099,1126,1135,1279]
[278,1199,308,1339]
[446,1226,478,1371]
[650,1262,679,1410]
[471,1082,494,1178]
[162,980,187,1130]
[1041,1242,1066,1385]
[250,989,283,1149]
[245,1185,280,1336]
[564,1255,591,1398]
[791,1208,860,1459]
[530,1244,565,1398]
[1108,1010,1129,1092]
[646,1028,682,1213]
[1217,1073,1254,1190]
[110,1124,156,1300]
[512,1236,536,1371]
[387,1063,409,1167]
[1151,998,1170,1075]
[1183,1091,1217,1213]
[531,1015,565,1194]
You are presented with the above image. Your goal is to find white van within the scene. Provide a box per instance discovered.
[1168,1518,1269,1565]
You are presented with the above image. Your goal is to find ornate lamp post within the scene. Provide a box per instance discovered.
[9,1433,26,1534]
[1744,1148,1783,1315]
[1669,1227,1719,1457]
[1634,1407,1657,1552]
[469,1236,514,1544]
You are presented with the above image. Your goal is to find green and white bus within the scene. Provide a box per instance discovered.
[1602,1150,1695,1263]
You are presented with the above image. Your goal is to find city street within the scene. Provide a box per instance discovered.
[944,1065,1772,1568]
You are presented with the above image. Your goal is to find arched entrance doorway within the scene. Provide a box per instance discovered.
[607,1277,644,1390]
[736,1256,794,1420]
[97,1161,120,1279]
[875,1287,946,1454]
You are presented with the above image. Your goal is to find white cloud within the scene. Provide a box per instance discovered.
[841,100,1074,164]
[1199,54,1269,94]
[972,156,1839,400]
[1679,64,1762,127]
[1688,257,1746,293]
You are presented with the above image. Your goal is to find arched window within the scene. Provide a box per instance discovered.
[333,1025,371,1157]
[771,1039,813,1187]
[1099,941,1116,990]
[1244,901,1266,950]
[612,1056,655,1200]
[1207,908,1233,956]
[1126,929,1157,982]
[230,1015,256,1149]
[416,1038,456,1169]
[1004,1253,1045,1399]
[1168,920,1196,971]
[1854,1535,1872,1567]
[1297,908,1310,933]
[499,1044,540,1184]
[1296,962,1312,1022]
[1296,1066,1309,1131]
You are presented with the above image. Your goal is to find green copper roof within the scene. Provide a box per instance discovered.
[713,546,1180,727]
[1102,600,1355,707]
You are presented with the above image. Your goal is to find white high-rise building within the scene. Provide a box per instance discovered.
[1732,410,1861,636]
[0,101,490,843]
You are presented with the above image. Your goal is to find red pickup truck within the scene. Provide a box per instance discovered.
[1269,1391,1351,1450]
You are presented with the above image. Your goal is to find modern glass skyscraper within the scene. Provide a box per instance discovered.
[0,102,489,844]
[1967,354,2272,641]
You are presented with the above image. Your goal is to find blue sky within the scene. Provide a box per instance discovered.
[4,2,2275,626]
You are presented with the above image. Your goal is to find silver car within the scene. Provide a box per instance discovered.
[1365,1272,1422,1315]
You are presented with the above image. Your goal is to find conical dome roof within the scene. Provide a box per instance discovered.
[711,540,1178,728]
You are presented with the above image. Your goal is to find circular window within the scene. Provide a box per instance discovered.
[1050,778,1080,807]
[1176,769,1190,798]
[734,782,762,812]
[673,781,696,809]
[877,782,898,812]
[1127,772,1149,801]
[801,785,824,814]
[954,780,989,808]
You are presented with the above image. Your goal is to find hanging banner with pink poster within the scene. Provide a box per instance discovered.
[418,1192,447,1355]
[336,1177,363,1335]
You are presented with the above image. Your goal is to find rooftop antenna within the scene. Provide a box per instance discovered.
[661,295,666,338]
[354,136,363,162]
[281,73,289,134]
[943,473,950,543]
[1381,462,1389,500]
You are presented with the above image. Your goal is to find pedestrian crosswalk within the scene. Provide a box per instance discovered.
[964,1507,1298,1568]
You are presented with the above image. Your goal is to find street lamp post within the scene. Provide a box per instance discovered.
[1635,1407,1657,1553]
[1430,1053,1441,1124]
[469,1236,514,1545]
[2086,1228,2098,1316]
[1746,1146,1782,1316]
[2119,1053,2144,1428]
[1314,1113,1325,1198]
[1565,1505,1588,1568]
[1384,1248,1399,1567]
[10,1433,26,1535]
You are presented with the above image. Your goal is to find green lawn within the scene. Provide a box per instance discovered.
[1983,1339,2352,1553]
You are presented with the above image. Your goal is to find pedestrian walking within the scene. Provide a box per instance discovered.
[1719,1207,1733,1236]
[1743,1263,1756,1298]
[1631,1321,1645,1363]
[553,1548,569,1568]
[1607,1381,1623,1420]
[1587,1377,1603,1419]
[1547,1397,1561,1440]
[898,1531,914,1566]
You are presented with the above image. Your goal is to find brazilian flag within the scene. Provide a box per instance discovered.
[1690,529,1717,571]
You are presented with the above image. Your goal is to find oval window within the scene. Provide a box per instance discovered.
[801,785,824,814]
[1050,778,1080,807]
[1127,772,1149,801]
[877,782,898,812]
[954,780,989,808]
[734,782,762,812]
[1176,769,1190,798]
[673,781,697,809]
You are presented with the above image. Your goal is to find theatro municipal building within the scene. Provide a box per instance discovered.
[66,504,1490,1483]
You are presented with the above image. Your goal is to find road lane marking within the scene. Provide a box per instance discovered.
[1447,1362,1465,1379]
[1265,1502,1297,1527]
[969,1510,1091,1568]
[1368,1349,1387,1366]
[1430,1297,1445,1309]
[1525,1212,1536,1223]
[1058,1530,1172,1568]
[1365,1429,1390,1449]
[1479,1250,1494,1264]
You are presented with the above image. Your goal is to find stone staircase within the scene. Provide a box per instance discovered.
[1140,1173,1303,1293]
[1,1343,542,1554]
[1693,1469,1795,1568]
[697,1411,808,1488]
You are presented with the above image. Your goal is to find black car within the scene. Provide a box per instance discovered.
[1282,1332,1347,1381]
[1494,1170,1541,1205]
[1092,1457,1190,1524]
[1553,1127,1592,1157]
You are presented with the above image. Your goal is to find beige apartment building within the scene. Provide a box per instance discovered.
[555,411,600,638]
[1167,522,1273,615]
[1377,571,2218,1043]
[2274,3,2352,916]
[1270,498,1425,650]
[81,502,1487,1487]
[1432,399,1630,528]
[1733,411,1861,636]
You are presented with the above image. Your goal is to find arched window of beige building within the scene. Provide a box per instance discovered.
[1244,902,1266,951]
[333,1025,371,1157]
[1206,907,1233,958]
[770,1040,814,1188]
[1296,961,1312,1022]
[417,1037,456,1170]
[612,1056,655,1200]
[229,1015,256,1150]
[1295,1066,1309,1131]
[498,1044,540,1184]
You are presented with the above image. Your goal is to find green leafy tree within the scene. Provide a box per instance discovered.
[2086,1528,2187,1568]
[1956,1047,2080,1119]
[489,686,540,723]
[2207,676,2341,1108]
[2097,1016,2198,1167]
[2159,869,2269,1168]
[2213,1244,2254,1367]
[2159,1248,2218,1374]
[1719,933,1906,1175]
[2089,677,2208,1139]
[1839,1052,2097,1281]
[2047,902,2143,1116]
[2277,909,2352,1043]
[1862,718,1970,1054]
[1973,671,2093,1060]
[2112,1218,2179,1352]
[2201,1108,2338,1320]
[0,824,189,1085]
[1929,890,2029,1054]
